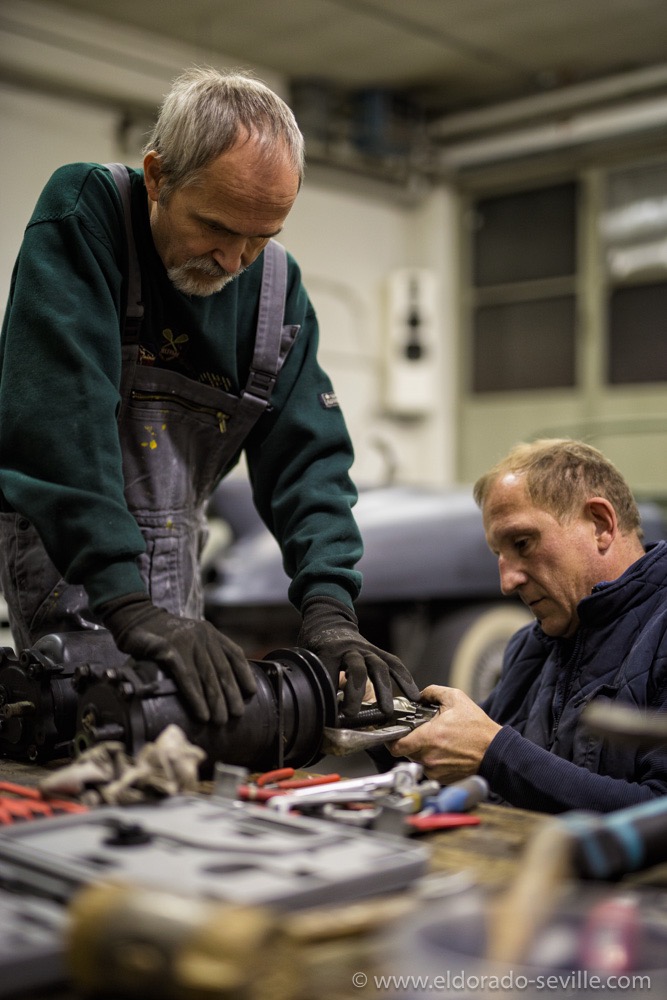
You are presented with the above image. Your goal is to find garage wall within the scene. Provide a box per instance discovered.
[281,181,456,488]
[0,82,119,303]
[0,1,458,489]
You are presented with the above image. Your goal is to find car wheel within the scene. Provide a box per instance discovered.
[414,603,532,702]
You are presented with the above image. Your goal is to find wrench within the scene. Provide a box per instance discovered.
[267,761,424,813]
[322,698,438,756]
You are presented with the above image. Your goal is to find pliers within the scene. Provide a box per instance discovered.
[0,780,88,824]
[239,767,341,802]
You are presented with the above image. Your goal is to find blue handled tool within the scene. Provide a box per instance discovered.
[564,796,667,879]
[421,775,489,815]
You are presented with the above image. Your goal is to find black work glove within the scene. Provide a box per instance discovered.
[297,595,420,718]
[99,593,257,725]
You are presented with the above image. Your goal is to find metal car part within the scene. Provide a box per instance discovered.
[0,631,125,763]
[73,648,438,774]
[0,630,436,775]
[73,647,340,775]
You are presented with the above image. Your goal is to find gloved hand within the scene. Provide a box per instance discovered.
[99,593,257,725]
[297,595,420,718]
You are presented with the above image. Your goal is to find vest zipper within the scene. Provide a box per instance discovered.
[130,390,228,433]
[550,632,583,745]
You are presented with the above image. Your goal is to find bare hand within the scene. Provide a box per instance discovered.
[387,685,502,784]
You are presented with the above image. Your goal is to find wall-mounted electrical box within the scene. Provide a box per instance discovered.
[383,268,438,418]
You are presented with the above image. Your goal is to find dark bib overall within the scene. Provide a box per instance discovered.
[0,164,298,648]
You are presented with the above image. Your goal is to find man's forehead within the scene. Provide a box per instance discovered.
[482,474,543,533]
[484,472,530,511]
[500,471,522,487]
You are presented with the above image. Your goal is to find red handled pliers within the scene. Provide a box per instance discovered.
[239,767,341,802]
[0,780,88,824]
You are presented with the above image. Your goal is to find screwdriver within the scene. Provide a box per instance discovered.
[420,775,489,815]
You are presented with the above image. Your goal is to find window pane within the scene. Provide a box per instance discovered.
[608,282,667,384]
[473,183,577,286]
[473,296,576,392]
[602,159,667,282]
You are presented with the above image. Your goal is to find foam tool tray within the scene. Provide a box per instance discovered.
[0,888,67,998]
[0,794,429,912]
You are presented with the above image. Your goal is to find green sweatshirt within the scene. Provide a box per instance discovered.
[0,163,362,612]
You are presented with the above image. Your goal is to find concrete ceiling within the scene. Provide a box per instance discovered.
[37,0,667,118]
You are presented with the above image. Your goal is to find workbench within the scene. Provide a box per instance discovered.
[4,756,667,883]
[2,755,667,999]
[0,755,548,890]
[5,754,665,890]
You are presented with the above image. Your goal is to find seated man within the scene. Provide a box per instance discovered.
[390,438,667,814]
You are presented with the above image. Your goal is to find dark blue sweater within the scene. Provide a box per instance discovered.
[479,541,667,813]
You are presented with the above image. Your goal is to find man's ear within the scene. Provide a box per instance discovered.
[587,497,617,553]
[143,151,163,203]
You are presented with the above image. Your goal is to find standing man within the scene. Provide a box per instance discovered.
[390,439,667,813]
[0,67,419,727]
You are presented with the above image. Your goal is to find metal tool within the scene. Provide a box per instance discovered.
[384,779,442,814]
[321,697,438,755]
[237,774,342,804]
[267,761,423,813]
[420,775,489,815]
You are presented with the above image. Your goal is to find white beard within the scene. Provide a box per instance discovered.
[167,257,244,296]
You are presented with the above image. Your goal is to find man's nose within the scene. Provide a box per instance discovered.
[212,238,247,274]
[498,557,527,596]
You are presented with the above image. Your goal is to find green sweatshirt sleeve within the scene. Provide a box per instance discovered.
[0,164,146,604]
[244,254,363,612]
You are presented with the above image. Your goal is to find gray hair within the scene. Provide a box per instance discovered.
[143,66,305,199]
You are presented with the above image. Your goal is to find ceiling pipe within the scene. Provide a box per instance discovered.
[430,62,667,141]
[434,93,667,172]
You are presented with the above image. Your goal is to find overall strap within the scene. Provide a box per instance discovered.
[252,240,287,384]
[217,239,295,456]
[247,238,289,403]
[105,162,144,342]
